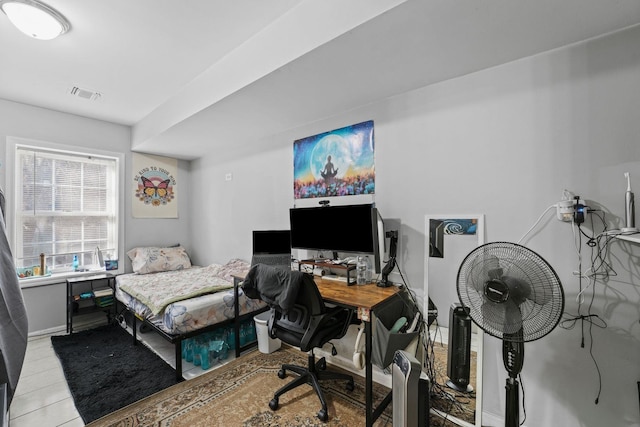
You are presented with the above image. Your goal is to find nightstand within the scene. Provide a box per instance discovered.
[66,273,116,334]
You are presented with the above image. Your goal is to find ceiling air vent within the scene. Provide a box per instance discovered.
[68,86,102,101]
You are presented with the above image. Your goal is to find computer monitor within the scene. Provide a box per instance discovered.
[251,230,291,269]
[289,204,384,273]
[252,230,291,254]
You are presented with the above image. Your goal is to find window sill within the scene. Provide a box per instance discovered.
[19,268,123,289]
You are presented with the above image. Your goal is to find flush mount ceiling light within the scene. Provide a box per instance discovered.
[0,0,70,40]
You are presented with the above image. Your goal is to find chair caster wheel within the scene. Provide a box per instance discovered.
[278,369,286,379]
[317,359,326,371]
[269,398,279,410]
[317,408,328,422]
[346,380,354,392]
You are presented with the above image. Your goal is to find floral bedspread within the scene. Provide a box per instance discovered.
[118,259,249,316]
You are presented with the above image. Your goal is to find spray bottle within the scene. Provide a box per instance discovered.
[623,172,638,232]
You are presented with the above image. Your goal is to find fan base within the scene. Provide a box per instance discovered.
[446,380,473,393]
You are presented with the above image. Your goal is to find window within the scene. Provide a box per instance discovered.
[9,140,122,275]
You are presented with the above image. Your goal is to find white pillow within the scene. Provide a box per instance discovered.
[126,246,191,274]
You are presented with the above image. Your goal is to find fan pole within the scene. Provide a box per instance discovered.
[505,376,519,427]
[503,337,524,427]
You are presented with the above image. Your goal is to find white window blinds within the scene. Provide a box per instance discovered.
[15,146,119,271]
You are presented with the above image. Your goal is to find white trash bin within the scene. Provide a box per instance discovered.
[254,311,281,354]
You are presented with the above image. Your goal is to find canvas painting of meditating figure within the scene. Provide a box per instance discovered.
[293,120,375,199]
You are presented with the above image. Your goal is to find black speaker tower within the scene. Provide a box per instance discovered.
[446,303,473,393]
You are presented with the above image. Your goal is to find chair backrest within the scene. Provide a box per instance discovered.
[242,264,350,351]
[268,274,327,349]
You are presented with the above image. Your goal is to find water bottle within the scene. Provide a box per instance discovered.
[239,323,247,346]
[364,255,372,283]
[72,254,79,271]
[185,339,194,362]
[200,345,210,370]
[227,327,236,349]
[248,320,256,342]
[356,256,367,285]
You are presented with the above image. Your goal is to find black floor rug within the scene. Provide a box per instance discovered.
[51,323,178,424]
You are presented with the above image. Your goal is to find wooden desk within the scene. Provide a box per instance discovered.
[316,277,399,314]
[315,277,400,427]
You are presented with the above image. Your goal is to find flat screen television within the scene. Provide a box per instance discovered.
[252,230,291,254]
[289,204,384,272]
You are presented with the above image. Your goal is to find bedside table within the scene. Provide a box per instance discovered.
[66,273,116,333]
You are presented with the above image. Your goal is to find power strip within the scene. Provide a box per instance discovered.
[556,200,574,222]
[556,198,585,223]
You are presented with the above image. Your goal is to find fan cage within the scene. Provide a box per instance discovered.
[457,242,564,342]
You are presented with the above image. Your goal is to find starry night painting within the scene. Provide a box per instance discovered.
[293,120,375,199]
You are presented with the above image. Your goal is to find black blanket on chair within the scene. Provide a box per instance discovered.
[242,264,303,313]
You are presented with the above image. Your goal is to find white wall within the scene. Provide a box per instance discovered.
[189,144,293,266]
[0,99,192,333]
[188,26,640,426]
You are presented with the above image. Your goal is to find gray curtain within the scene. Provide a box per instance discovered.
[0,189,28,405]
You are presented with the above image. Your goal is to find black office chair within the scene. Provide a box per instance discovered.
[242,264,355,422]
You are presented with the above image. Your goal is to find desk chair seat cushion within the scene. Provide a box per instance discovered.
[242,264,304,313]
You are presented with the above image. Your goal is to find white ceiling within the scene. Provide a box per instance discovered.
[1,0,640,160]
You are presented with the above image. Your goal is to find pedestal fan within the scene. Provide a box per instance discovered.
[456,242,564,427]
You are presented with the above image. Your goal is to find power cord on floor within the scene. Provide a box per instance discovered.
[423,321,474,423]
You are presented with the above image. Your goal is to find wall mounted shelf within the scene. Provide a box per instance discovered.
[611,232,640,244]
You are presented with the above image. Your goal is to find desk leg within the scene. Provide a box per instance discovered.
[66,281,71,334]
[365,319,373,427]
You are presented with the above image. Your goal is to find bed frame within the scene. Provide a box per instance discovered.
[126,275,267,382]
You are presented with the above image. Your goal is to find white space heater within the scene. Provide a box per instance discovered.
[392,350,429,427]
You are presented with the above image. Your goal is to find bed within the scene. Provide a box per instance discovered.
[115,246,267,381]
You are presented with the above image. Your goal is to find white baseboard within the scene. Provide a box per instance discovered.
[28,325,65,337]
[29,315,107,338]
[481,411,503,426]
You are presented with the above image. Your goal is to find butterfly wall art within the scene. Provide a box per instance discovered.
[132,153,178,218]
[137,176,173,205]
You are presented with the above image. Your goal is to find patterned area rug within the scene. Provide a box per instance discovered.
[88,347,393,427]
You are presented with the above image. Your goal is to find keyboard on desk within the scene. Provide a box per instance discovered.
[323,274,355,285]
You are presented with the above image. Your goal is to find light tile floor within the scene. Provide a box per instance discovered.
[10,316,236,426]
[10,334,83,427]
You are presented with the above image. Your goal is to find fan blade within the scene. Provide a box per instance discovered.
[481,300,504,337]
[503,274,553,306]
[480,299,522,337]
[482,255,500,275]
[467,254,501,293]
[502,276,531,305]
[526,280,553,306]
[503,300,523,334]
[528,289,552,306]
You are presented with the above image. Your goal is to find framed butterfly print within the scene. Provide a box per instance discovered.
[132,153,178,218]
